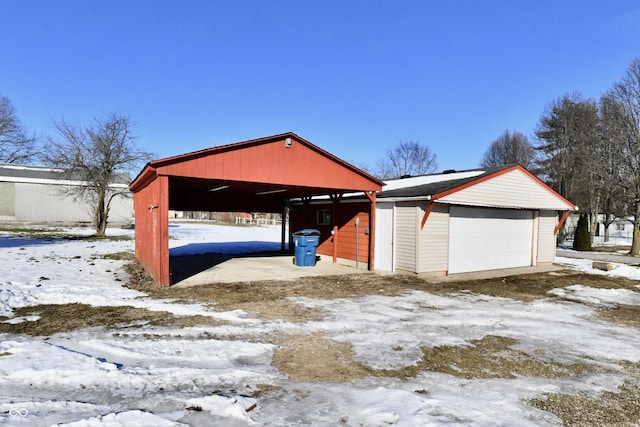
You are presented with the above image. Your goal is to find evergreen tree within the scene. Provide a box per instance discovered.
[572,214,592,251]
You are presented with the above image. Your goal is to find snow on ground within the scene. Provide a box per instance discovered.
[556,255,640,281]
[168,221,286,256]
[1,222,640,426]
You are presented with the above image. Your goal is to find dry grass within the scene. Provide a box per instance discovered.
[272,334,603,383]
[103,251,136,261]
[0,225,132,241]
[529,380,640,427]
[0,303,223,336]
[126,260,639,323]
[272,332,374,382]
[389,335,602,380]
[0,304,171,336]
[422,270,640,301]
[598,305,640,330]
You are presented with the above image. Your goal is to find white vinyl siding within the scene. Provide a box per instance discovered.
[0,182,16,219]
[418,203,449,273]
[537,211,558,263]
[13,182,132,224]
[394,203,418,272]
[448,206,534,274]
[438,169,573,210]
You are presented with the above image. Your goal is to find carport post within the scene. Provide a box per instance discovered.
[330,193,343,264]
[281,205,288,251]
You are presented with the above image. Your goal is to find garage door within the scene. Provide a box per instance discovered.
[448,206,534,274]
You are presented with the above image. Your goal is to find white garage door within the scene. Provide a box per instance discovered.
[448,206,534,274]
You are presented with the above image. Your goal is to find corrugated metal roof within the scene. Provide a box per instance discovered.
[0,164,131,185]
[0,164,65,180]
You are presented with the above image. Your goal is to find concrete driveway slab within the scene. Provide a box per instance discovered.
[172,254,364,287]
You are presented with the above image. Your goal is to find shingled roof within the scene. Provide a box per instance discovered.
[377,166,503,199]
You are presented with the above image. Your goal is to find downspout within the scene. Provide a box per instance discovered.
[364,191,376,271]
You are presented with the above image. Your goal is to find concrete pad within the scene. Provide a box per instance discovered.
[172,253,568,287]
[418,264,566,283]
[172,255,364,287]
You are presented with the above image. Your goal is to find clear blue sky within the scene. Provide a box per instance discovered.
[1,1,639,172]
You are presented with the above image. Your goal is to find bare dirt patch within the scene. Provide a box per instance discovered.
[272,332,373,382]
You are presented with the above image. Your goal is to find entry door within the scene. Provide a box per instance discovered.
[375,204,394,271]
[448,206,534,274]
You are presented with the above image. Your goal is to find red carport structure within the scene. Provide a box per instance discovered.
[129,133,384,286]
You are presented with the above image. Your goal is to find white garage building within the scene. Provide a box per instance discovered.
[374,165,577,275]
[0,164,132,225]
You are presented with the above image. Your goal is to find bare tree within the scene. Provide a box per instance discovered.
[0,95,38,163]
[597,94,628,242]
[41,112,155,236]
[375,140,438,179]
[480,130,536,168]
[608,58,640,255]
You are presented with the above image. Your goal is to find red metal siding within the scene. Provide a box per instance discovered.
[157,137,378,191]
[291,201,371,265]
[133,175,170,286]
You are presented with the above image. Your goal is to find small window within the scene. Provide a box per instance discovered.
[317,209,331,225]
[616,222,625,231]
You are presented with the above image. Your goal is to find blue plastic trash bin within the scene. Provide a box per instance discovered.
[292,229,321,266]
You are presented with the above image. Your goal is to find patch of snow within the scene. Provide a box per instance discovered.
[548,284,640,308]
[56,409,185,427]
[555,256,640,280]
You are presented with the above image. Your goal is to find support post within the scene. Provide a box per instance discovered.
[157,175,170,286]
[281,204,288,252]
[421,203,435,229]
[554,210,571,236]
[329,193,343,264]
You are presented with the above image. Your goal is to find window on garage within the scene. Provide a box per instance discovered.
[317,209,331,225]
